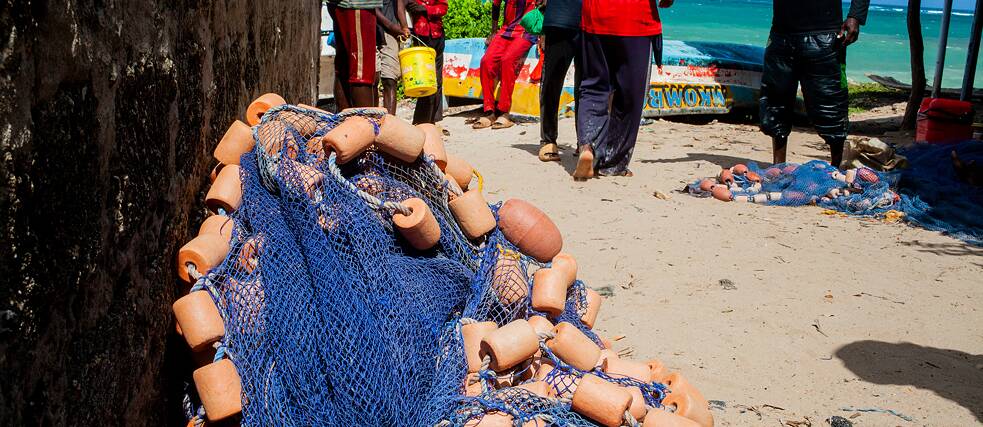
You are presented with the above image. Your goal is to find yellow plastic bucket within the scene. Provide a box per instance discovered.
[399,46,438,98]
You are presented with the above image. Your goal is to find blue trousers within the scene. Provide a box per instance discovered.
[577,33,656,175]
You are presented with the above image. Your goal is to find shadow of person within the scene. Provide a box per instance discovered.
[511,143,579,176]
[835,340,983,422]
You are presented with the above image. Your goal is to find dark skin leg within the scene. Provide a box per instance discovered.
[335,79,351,111]
[772,135,788,164]
[350,84,376,108]
[827,137,845,169]
[381,78,397,115]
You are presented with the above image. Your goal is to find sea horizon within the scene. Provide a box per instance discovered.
[661,0,981,88]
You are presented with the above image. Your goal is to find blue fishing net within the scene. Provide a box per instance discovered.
[686,141,983,246]
[183,105,668,426]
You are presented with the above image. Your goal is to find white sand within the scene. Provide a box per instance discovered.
[427,103,983,426]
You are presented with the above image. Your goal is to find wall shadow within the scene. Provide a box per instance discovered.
[835,340,983,422]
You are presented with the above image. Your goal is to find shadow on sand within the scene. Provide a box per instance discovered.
[835,340,983,422]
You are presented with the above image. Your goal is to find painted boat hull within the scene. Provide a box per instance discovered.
[442,38,765,118]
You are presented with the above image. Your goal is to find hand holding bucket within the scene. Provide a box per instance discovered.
[399,35,438,98]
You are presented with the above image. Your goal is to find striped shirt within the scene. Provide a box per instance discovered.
[494,0,537,41]
[332,0,383,9]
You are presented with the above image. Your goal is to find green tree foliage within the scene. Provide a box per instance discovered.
[443,0,494,39]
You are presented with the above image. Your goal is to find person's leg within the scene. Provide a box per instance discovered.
[330,5,353,110]
[758,33,798,165]
[575,31,613,179]
[798,33,849,169]
[540,28,576,146]
[480,35,509,116]
[378,32,400,114]
[495,36,535,116]
[413,36,446,124]
[346,9,378,108]
[572,30,583,136]
[594,34,651,176]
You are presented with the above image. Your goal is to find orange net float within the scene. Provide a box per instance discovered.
[392,197,441,251]
[198,215,234,242]
[498,199,563,263]
[546,322,601,371]
[321,116,376,164]
[531,267,570,318]
[206,164,243,214]
[602,357,652,383]
[661,372,714,427]
[698,179,715,192]
[490,250,527,305]
[177,233,231,282]
[718,169,735,185]
[731,164,748,175]
[245,93,286,126]
[213,120,255,166]
[463,411,513,427]
[571,373,634,427]
[646,359,669,383]
[444,154,475,190]
[745,171,762,183]
[642,408,702,427]
[237,233,265,274]
[193,359,243,422]
[461,320,498,373]
[479,319,541,371]
[710,185,732,202]
[375,114,426,163]
[172,290,225,352]
[580,288,603,329]
[256,120,300,160]
[625,386,648,421]
[448,186,496,239]
[417,123,448,170]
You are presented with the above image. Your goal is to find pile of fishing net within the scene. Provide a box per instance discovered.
[686,140,983,246]
[173,94,714,426]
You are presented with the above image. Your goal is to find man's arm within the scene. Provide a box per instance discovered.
[396,0,409,37]
[376,8,403,37]
[489,0,502,44]
[840,0,869,45]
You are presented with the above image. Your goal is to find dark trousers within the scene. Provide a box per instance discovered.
[577,33,654,175]
[413,36,445,124]
[759,31,849,142]
[540,26,583,146]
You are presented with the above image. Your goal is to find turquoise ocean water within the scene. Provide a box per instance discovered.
[660,0,981,88]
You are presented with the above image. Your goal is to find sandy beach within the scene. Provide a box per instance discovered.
[422,102,983,426]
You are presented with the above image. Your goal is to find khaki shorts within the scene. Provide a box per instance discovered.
[377,32,401,80]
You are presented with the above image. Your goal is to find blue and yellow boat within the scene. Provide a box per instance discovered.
[442,38,765,118]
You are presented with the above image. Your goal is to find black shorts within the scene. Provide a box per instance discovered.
[759,32,849,142]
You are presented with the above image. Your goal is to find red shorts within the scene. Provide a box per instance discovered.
[330,6,377,85]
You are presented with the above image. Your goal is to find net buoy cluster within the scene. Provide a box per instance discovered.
[687,161,900,215]
[172,93,711,426]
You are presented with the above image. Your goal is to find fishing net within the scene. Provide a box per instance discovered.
[179,105,681,426]
[686,141,983,246]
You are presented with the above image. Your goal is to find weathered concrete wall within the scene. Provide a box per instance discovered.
[0,1,319,424]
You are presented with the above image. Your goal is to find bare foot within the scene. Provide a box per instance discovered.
[573,146,595,181]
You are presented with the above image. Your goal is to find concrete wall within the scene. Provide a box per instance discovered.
[0,1,319,424]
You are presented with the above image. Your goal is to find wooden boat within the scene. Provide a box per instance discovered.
[442,38,765,118]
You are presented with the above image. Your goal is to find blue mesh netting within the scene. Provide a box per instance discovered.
[686,141,983,246]
[183,105,671,426]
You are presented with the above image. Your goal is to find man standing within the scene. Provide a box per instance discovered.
[473,0,538,129]
[574,0,671,179]
[537,0,582,162]
[406,0,448,125]
[759,0,869,168]
[328,0,384,109]
[376,0,409,114]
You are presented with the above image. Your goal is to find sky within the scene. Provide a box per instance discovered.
[871,0,977,11]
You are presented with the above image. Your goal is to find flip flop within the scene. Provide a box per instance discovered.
[472,116,494,129]
[539,143,561,162]
[491,115,515,129]
[573,148,595,181]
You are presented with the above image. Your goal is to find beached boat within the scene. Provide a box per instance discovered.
[443,38,765,118]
